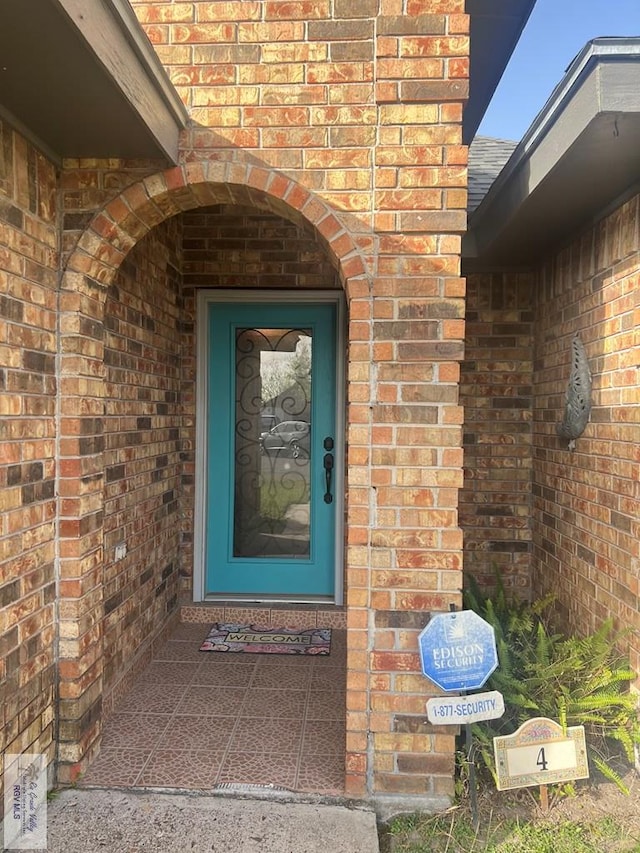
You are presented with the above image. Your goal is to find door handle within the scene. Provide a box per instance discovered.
[323,452,334,504]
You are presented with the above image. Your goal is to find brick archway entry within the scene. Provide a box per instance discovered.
[57,161,367,782]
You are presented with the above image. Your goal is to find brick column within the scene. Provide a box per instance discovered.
[56,160,165,780]
[57,278,108,781]
[364,6,469,802]
[56,166,187,779]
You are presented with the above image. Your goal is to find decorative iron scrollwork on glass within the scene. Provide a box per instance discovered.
[232,326,312,559]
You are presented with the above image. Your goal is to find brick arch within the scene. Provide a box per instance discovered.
[63,161,367,297]
[56,164,367,782]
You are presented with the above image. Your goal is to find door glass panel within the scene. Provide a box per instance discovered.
[233,327,312,559]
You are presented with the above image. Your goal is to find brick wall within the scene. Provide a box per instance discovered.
[131,0,382,228]
[48,0,471,801]
[460,272,534,595]
[182,204,340,290]
[532,194,640,677]
[0,118,58,789]
[60,158,163,266]
[102,218,183,703]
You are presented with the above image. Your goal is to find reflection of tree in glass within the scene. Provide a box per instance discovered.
[261,335,311,403]
[289,335,311,398]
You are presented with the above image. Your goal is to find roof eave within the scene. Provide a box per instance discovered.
[464,39,640,269]
[0,0,188,164]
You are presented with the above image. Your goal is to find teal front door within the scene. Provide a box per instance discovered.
[205,300,338,598]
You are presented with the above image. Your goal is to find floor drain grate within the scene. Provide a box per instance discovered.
[215,782,291,794]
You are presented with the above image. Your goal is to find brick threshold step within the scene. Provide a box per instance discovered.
[180,601,347,630]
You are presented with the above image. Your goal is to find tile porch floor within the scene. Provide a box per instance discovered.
[81,622,347,794]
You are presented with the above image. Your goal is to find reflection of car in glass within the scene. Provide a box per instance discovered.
[260,421,310,458]
[260,414,278,432]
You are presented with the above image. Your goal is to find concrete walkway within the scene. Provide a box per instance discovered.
[46,788,380,853]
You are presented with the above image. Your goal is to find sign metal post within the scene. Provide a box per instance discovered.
[418,605,500,830]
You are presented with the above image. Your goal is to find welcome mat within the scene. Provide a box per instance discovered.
[199,623,331,656]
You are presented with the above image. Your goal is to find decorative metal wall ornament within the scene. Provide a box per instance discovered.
[557,333,592,451]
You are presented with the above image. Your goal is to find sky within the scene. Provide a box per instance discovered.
[478,0,640,142]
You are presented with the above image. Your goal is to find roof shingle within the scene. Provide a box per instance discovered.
[468,136,518,214]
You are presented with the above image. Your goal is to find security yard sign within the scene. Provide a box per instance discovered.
[494,717,589,791]
[426,690,505,726]
[418,610,498,692]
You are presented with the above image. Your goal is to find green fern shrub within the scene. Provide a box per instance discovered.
[463,575,640,793]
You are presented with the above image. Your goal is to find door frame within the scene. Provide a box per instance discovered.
[193,289,346,604]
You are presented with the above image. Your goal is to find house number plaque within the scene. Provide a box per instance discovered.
[494,717,589,791]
